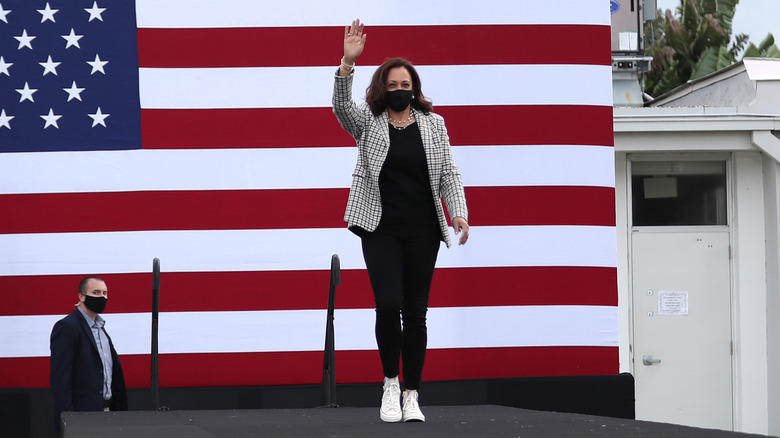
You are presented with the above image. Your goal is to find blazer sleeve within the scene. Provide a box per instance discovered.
[50,317,76,416]
[332,71,368,141]
[433,114,469,221]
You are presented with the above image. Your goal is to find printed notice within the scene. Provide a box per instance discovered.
[619,31,638,51]
[658,291,689,315]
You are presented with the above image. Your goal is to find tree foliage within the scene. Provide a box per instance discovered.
[643,0,779,98]
[743,33,780,58]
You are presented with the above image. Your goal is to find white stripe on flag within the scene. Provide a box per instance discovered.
[0,225,617,276]
[455,145,615,188]
[0,146,614,195]
[0,305,618,358]
[136,0,610,28]
[138,65,613,109]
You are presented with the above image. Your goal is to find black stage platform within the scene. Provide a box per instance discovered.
[62,405,773,438]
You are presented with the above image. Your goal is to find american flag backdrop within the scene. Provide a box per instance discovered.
[0,0,617,389]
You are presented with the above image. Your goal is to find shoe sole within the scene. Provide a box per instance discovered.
[403,415,425,422]
[380,412,402,422]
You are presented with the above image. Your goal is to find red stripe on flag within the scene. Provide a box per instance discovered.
[0,267,617,316]
[140,108,354,149]
[0,346,618,388]
[137,25,611,68]
[436,106,614,148]
[467,186,615,227]
[140,105,614,149]
[0,186,614,235]
[0,189,348,234]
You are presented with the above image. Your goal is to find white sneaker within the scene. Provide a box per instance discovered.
[379,377,402,422]
[402,389,425,422]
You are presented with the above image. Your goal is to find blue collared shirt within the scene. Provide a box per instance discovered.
[77,306,113,400]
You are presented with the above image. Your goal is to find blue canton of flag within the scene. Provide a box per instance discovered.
[0,0,140,152]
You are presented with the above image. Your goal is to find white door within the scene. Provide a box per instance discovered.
[631,230,732,430]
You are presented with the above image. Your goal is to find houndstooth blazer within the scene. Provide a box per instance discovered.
[332,71,468,248]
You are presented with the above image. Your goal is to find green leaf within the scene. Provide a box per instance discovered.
[690,46,720,79]
[743,43,760,58]
[651,58,685,96]
[730,33,749,59]
[715,45,732,70]
[716,0,738,26]
[758,33,775,52]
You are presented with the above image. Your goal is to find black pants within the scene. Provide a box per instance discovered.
[360,218,441,390]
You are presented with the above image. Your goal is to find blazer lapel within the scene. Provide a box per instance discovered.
[76,309,99,353]
[415,110,439,186]
[367,111,390,180]
[377,110,390,148]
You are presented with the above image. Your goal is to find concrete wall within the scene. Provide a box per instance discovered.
[732,151,769,434]
[762,157,780,435]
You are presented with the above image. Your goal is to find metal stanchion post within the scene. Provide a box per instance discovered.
[151,258,160,411]
[321,254,340,408]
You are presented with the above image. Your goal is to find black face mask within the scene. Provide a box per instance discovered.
[83,295,107,313]
[386,89,413,112]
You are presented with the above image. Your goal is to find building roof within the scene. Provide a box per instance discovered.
[614,58,780,162]
[647,58,780,111]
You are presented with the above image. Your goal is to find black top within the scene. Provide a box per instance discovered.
[378,122,438,225]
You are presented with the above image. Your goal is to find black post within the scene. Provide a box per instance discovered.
[321,254,340,407]
[151,258,160,411]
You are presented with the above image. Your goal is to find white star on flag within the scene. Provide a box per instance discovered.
[64,81,85,102]
[62,28,83,49]
[39,55,61,76]
[14,29,35,50]
[0,56,11,76]
[15,82,37,103]
[85,1,105,22]
[87,54,108,74]
[0,3,11,23]
[41,108,62,129]
[88,107,109,127]
[0,109,13,129]
[37,3,58,23]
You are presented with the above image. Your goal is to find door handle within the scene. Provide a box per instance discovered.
[642,355,661,366]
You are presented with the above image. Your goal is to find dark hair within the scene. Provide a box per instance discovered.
[365,58,433,116]
[79,276,104,295]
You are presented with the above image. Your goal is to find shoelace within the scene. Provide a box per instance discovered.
[383,383,400,409]
[404,392,418,410]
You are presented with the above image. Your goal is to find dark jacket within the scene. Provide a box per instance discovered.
[50,308,128,429]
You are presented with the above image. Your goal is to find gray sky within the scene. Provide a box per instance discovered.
[654,0,779,48]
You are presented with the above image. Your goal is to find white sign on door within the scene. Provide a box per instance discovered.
[658,290,689,315]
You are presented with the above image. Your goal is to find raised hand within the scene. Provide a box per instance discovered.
[343,18,366,64]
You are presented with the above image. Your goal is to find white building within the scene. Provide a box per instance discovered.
[613,58,780,435]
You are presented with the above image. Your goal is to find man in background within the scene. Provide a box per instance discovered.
[50,276,128,433]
